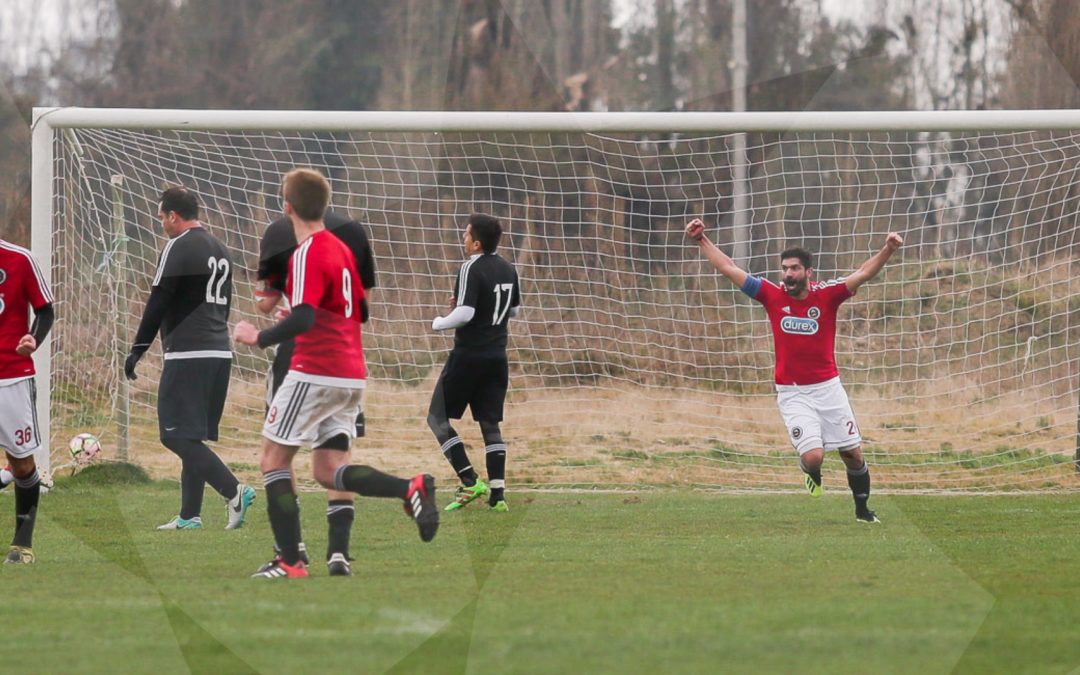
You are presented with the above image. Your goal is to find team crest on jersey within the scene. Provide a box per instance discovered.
[0,295,5,315]
[780,315,819,335]
[791,426,803,440]
[807,306,820,319]
[0,268,6,285]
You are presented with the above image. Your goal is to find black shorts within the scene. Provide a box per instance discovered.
[158,357,231,441]
[429,349,508,423]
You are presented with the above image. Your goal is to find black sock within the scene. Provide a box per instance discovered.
[333,465,409,499]
[179,463,204,520]
[486,443,507,503]
[164,438,240,502]
[326,499,354,560]
[263,470,303,565]
[12,470,41,548]
[799,457,822,486]
[441,437,477,486]
[847,462,871,513]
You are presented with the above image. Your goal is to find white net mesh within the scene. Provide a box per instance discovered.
[47,123,1080,492]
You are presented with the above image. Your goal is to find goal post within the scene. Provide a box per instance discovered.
[31,107,1080,492]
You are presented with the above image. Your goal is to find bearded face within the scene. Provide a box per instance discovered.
[780,258,811,297]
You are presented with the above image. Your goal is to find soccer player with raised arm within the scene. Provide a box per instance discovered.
[429,214,521,512]
[125,187,256,531]
[0,238,54,563]
[234,168,437,580]
[686,218,902,523]
[254,210,377,577]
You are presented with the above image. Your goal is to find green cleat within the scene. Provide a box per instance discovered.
[444,480,489,511]
[490,500,509,513]
[804,474,822,498]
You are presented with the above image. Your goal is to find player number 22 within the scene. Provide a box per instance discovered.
[205,257,229,305]
[492,283,514,325]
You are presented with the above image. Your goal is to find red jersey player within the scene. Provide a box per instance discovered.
[686,218,902,524]
[0,238,55,563]
[234,168,437,580]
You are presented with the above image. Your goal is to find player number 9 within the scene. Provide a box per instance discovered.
[342,269,354,318]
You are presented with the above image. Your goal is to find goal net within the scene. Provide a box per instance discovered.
[33,109,1080,492]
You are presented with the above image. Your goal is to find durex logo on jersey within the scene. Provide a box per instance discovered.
[780,315,819,335]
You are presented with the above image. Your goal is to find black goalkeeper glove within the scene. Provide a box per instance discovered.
[124,347,147,381]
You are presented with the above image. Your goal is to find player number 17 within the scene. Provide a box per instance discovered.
[492,283,514,325]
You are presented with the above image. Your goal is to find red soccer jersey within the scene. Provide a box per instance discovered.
[742,276,853,386]
[0,241,53,382]
[285,230,366,386]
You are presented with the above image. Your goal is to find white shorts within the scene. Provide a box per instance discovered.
[0,378,40,459]
[262,373,364,448]
[776,376,862,455]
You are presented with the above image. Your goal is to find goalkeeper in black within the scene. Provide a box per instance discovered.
[125,187,255,531]
[429,213,521,513]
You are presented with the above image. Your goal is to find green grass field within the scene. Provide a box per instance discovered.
[3,467,1080,674]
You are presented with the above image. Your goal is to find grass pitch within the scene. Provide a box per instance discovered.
[3,467,1079,674]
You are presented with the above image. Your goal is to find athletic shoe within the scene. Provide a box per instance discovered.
[0,466,14,489]
[225,484,257,530]
[490,500,509,513]
[251,556,308,579]
[804,474,822,498]
[156,516,203,530]
[327,553,352,577]
[856,510,881,524]
[444,479,489,512]
[257,543,311,574]
[404,473,439,542]
[4,546,34,564]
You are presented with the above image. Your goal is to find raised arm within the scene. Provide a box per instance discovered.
[685,218,749,287]
[844,232,903,293]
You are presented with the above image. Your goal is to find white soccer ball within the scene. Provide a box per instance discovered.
[68,433,102,465]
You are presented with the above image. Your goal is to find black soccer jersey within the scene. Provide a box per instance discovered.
[257,211,376,293]
[151,227,232,354]
[452,253,520,351]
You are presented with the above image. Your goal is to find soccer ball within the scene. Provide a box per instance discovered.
[68,433,102,465]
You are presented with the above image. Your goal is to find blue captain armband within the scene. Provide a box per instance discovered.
[740,275,762,299]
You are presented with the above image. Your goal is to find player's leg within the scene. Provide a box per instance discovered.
[777,387,825,497]
[312,392,438,543]
[254,437,306,577]
[479,421,508,511]
[255,374,314,577]
[819,381,877,523]
[429,352,483,503]
[838,446,877,523]
[1,379,42,563]
[476,354,509,510]
[208,360,255,530]
[158,359,250,529]
[265,345,308,562]
[324,392,365,573]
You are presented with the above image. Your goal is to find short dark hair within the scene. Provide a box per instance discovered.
[468,213,502,254]
[283,168,330,221]
[159,186,199,221]
[780,247,813,269]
